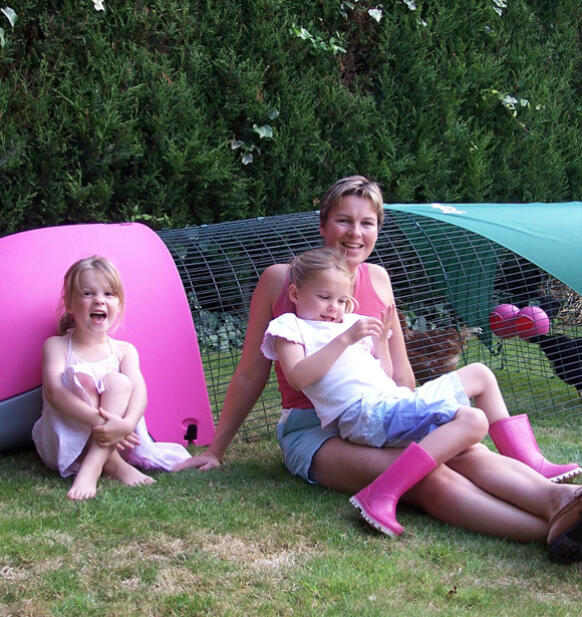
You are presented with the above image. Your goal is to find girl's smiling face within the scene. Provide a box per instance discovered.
[67,268,121,333]
[289,267,353,323]
[319,195,379,268]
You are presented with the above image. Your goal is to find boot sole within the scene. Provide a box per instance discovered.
[549,466,582,483]
[349,496,400,537]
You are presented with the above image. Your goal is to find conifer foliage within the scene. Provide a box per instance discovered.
[1,1,581,235]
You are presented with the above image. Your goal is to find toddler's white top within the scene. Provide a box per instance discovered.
[262,312,405,427]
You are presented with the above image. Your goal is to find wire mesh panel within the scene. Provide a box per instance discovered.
[158,209,582,442]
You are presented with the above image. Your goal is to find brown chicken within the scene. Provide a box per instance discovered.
[398,311,480,384]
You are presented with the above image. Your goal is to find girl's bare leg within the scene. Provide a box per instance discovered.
[68,373,153,498]
[67,374,110,500]
[99,373,155,487]
[416,406,488,463]
[311,437,548,541]
[456,363,509,424]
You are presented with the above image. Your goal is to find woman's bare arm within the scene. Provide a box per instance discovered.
[174,264,288,470]
[368,263,415,389]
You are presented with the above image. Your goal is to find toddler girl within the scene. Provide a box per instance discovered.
[261,247,579,536]
[33,256,190,500]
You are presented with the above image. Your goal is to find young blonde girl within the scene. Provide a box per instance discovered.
[33,256,190,500]
[261,247,578,537]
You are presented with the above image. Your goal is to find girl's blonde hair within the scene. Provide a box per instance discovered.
[319,175,384,228]
[58,256,125,335]
[289,247,358,313]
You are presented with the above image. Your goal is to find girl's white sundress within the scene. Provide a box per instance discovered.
[32,331,190,477]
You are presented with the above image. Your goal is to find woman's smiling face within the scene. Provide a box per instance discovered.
[319,195,379,269]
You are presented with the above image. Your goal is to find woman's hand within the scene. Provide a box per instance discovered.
[172,449,221,472]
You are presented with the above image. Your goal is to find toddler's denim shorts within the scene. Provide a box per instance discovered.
[339,371,470,447]
[276,408,339,484]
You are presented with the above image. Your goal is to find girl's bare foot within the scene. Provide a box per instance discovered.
[68,469,99,500]
[103,451,155,487]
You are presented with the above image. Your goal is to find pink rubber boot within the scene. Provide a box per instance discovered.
[489,414,581,483]
[349,442,437,537]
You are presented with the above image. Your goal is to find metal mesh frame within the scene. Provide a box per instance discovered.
[158,210,582,442]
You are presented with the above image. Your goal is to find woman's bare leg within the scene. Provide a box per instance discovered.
[311,437,547,541]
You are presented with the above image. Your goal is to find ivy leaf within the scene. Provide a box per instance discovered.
[267,108,280,120]
[230,140,244,150]
[253,124,273,139]
[1,7,16,27]
[368,9,382,23]
[241,152,254,165]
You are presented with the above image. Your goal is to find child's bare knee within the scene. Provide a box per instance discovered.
[102,372,132,395]
[474,362,497,386]
[457,407,489,441]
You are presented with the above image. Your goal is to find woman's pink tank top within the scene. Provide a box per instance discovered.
[272,262,387,409]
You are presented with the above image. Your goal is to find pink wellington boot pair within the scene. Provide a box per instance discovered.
[489,414,581,483]
[350,442,436,536]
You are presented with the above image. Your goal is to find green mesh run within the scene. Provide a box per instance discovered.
[158,209,582,442]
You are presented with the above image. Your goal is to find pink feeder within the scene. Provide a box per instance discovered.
[516,306,550,340]
[0,222,215,451]
[489,303,520,339]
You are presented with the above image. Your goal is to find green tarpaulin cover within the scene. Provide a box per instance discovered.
[385,202,582,295]
[384,202,582,347]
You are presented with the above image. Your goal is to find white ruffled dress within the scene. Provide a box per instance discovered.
[32,332,190,477]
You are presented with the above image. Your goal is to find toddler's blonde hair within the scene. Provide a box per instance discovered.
[289,247,358,313]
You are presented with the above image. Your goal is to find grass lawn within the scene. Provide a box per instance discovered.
[2,416,582,617]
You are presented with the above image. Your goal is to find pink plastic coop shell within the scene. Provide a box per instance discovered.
[0,222,215,449]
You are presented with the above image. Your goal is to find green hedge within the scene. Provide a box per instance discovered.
[1,1,581,235]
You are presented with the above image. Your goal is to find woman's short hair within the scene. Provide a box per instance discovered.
[319,175,384,228]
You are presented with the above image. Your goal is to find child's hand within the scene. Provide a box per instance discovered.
[343,316,384,345]
[371,305,395,356]
[92,408,135,448]
[378,304,395,340]
[115,432,141,452]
